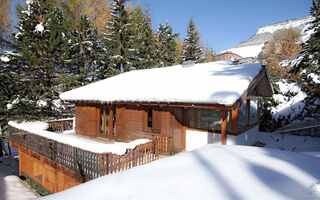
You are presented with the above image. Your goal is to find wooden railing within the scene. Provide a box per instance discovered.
[9,124,159,180]
[154,135,170,156]
[47,118,74,132]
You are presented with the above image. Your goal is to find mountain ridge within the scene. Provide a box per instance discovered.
[221,16,314,58]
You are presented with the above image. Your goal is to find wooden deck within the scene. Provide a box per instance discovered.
[8,119,162,193]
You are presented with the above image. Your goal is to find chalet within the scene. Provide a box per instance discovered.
[217,51,243,61]
[60,60,273,150]
[8,60,273,193]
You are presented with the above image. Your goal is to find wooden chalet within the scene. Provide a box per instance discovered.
[8,61,273,193]
[217,51,243,61]
[61,60,273,152]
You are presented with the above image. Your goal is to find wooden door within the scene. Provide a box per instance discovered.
[172,118,185,154]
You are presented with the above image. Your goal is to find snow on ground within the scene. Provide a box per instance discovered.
[256,16,314,35]
[60,61,264,106]
[9,121,150,155]
[39,145,320,200]
[0,176,39,200]
[224,43,265,58]
[272,80,307,121]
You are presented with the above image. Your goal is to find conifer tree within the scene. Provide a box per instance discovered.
[130,4,157,69]
[155,22,180,67]
[11,0,68,119]
[104,0,134,73]
[294,0,320,109]
[64,15,106,89]
[182,17,204,63]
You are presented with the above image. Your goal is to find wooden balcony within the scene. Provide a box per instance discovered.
[8,119,160,181]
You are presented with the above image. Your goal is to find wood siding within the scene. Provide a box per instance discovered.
[75,105,99,137]
[16,144,83,193]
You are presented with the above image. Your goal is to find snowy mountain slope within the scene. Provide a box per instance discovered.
[222,16,314,58]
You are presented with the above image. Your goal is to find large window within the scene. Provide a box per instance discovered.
[249,99,258,124]
[188,109,220,130]
[237,99,259,129]
[237,101,247,128]
[99,107,112,136]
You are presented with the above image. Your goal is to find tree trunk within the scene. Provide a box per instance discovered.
[0,139,3,157]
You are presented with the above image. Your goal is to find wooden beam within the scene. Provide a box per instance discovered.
[221,110,227,145]
[231,108,238,134]
[246,99,250,126]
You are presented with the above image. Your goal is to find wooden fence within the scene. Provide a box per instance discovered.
[154,135,169,155]
[47,119,74,132]
[9,124,159,180]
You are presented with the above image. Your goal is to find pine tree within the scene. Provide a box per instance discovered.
[11,0,68,119]
[182,17,204,63]
[64,15,106,89]
[104,0,134,73]
[155,22,180,67]
[293,0,320,95]
[0,0,12,51]
[129,4,157,69]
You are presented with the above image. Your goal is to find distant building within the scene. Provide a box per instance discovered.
[217,51,243,61]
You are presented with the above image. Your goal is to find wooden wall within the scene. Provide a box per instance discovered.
[75,105,99,137]
[74,103,186,154]
[116,108,169,142]
[16,144,84,193]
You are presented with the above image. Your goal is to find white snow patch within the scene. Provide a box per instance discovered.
[280,53,304,68]
[0,56,10,62]
[308,73,320,84]
[224,43,264,58]
[8,121,150,155]
[35,23,44,32]
[6,104,12,110]
[60,61,264,106]
[36,100,47,107]
[39,145,320,200]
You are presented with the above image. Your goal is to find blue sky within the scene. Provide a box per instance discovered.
[11,0,312,52]
[131,0,312,52]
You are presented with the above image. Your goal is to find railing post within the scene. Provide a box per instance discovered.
[100,154,105,177]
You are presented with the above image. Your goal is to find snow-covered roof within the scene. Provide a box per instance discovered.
[60,61,267,106]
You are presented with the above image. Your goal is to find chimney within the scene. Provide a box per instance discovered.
[182,58,195,67]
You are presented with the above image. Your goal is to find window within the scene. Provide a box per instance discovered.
[249,99,258,124]
[112,107,116,136]
[100,107,110,135]
[105,109,109,134]
[147,109,152,128]
[188,108,222,130]
[237,101,247,128]
[100,108,104,133]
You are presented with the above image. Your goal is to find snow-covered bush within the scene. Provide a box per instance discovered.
[260,79,309,131]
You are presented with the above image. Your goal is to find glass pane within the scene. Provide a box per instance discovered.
[100,108,104,133]
[227,111,232,132]
[188,108,222,130]
[105,109,109,134]
[249,99,258,124]
[113,107,116,135]
[147,109,152,128]
[238,101,247,128]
